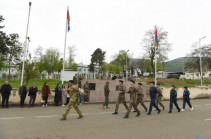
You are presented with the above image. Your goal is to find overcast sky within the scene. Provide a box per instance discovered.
[0,0,211,65]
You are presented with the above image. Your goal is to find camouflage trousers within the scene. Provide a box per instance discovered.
[115,97,128,112]
[136,95,147,110]
[63,101,83,118]
[156,96,164,108]
[126,101,140,116]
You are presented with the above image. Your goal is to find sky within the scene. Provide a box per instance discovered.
[0,0,211,65]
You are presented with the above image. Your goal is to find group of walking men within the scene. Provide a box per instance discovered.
[102,80,194,118]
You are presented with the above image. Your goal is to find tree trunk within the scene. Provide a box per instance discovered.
[8,60,11,81]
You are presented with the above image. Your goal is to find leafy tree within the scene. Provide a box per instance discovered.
[18,54,39,84]
[90,48,106,71]
[141,26,172,76]
[185,44,211,75]
[5,33,22,80]
[42,48,60,77]
[89,62,95,73]
[100,63,123,74]
[112,50,130,67]
[0,15,9,56]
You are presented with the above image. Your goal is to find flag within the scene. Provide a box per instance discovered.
[67,8,70,31]
[155,27,158,48]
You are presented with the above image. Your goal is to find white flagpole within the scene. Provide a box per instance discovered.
[21,2,32,86]
[62,7,68,84]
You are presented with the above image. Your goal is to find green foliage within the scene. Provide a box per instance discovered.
[0,15,9,56]
[100,63,123,74]
[90,48,106,71]
[112,50,129,67]
[141,26,172,76]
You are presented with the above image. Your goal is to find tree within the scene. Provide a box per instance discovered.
[65,45,78,70]
[90,48,106,72]
[42,48,60,77]
[0,15,9,57]
[185,44,211,75]
[6,33,22,80]
[141,26,172,76]
[18,54,39,84]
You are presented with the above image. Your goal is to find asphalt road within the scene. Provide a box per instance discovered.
[0,99,211,139]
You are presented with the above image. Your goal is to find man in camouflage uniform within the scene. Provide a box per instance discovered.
[102,81,110,109]
[124,80,140,118]
[83,81,90,102]
[60,80,87,120]
[113,80,128,114]
[155,83,165,110]
[136,83,147,112]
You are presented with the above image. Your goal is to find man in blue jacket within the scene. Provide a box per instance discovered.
[168,85,180,113]
[147,82,161,115]
[181,87,193,111]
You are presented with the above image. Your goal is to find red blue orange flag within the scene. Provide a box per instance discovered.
[67,9,70,31]
[155,27,158,48]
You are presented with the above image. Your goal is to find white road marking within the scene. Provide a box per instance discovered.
[0,117,24,120]
[99,112,113,114]
[36,115,59,118]
[204,119,211,121]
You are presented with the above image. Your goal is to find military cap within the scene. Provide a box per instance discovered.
[156,83,160,85]
[172,85,176,88]
[184,86,188,89]
[138,83,142,86]
[119,80,123,83]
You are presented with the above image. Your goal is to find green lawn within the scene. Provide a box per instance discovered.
[0,79,69,89]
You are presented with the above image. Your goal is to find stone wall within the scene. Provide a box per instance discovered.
[0,79,210,105]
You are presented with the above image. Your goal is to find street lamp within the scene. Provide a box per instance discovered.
[199,36,206,87]
[126,50,129,80]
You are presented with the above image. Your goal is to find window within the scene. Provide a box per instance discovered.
[89,83,96,90]
[202,73,205,76]
[209,74,211,77]
[196,73,199,76]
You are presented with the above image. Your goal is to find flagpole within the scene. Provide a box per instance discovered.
[154,25,157,85]
[62,7,68,84]
[21,2,32,86]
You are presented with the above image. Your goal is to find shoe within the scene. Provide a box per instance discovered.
[45,104,48,107]
[60,117,66,120]
[112,112,118,115]
[178,109,181,112]
[77,116,83,119]
[145,108,147,112]
[147,113,151,115]
[62,105,65,107]
[42,105,45,107]
[158,110,161,114]
[124,115,129,118]
[168,111,172,113]
[136,113,140,117]
[80,103,82,105]
[133,110,137,112]
[191,107,194,111]
[163,107,165,110]
[181,109,185,112]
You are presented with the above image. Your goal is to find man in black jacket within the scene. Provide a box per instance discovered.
[19,82,28,108]
[1,81,12,108]
[28,83,38,107]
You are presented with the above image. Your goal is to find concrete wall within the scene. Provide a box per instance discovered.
[0,79,211,105]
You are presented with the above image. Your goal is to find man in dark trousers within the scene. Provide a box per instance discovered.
[181,87,193,112]
[1,81,12,108]
[19,82,28,108]
[28,83,38,107]
[147,82,161,115]
[168,85,181,113]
